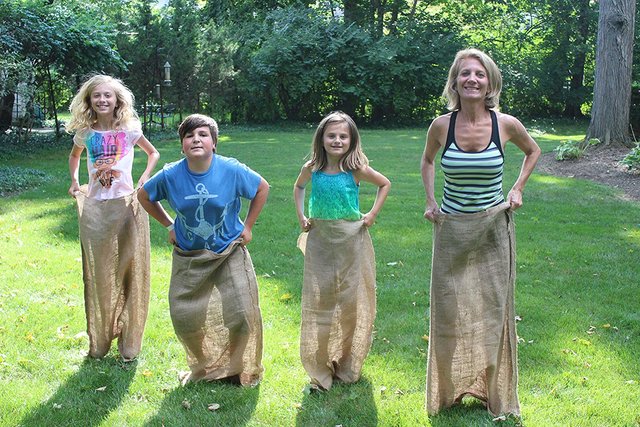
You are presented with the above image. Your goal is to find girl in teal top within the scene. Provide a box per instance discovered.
[294,111,390,227]
[293,111,390,390]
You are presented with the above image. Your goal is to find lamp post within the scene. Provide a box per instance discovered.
[156,61,172,130]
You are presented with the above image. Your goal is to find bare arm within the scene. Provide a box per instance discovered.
[502,115,541,210]
[293,164,312,231]
[135,135,160,187]
[421,116,447,222]
[240,177,270,245]
[354,166,391,227]
[137,186,176,245]
[68,144,85,197]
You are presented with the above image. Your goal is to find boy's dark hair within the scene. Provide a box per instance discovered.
[178,114,219,144]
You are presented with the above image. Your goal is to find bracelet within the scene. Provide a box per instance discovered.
[166,223,174,231]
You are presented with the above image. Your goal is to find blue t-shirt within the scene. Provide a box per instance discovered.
[143,155,262,253]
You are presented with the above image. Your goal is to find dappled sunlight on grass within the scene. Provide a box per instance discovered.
[537,133,585,142]
[2,125,638,426]
[621,226,640,238]
[531,174,568,184]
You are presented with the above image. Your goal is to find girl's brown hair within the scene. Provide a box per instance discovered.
[309,111,368,172]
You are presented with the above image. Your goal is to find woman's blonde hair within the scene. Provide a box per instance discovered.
[67,74,140,133]
[443,48,502,111]
[309,111,368,172]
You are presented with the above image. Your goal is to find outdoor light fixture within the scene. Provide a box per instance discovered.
[164,62,171,86]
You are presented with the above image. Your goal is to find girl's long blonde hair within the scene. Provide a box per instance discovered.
[309,111,368,172]
[66,74,140,133]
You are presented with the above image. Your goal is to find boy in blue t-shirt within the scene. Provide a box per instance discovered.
[138,114,269,386]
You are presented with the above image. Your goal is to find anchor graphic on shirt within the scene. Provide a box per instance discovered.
[180,183,229,248]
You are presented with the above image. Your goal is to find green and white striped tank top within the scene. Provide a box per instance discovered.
[440,110,505,214]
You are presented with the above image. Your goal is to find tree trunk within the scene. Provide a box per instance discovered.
[564,0,591,118]
[45,65,61,136]
[586,0,636,147]
[0,93,14,132]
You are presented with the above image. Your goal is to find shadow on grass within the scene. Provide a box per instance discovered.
[428,397,522,426]
[19,357,137,427]
[144,380,259,426]
[295,378,378,426]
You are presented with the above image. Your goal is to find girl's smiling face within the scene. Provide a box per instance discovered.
[90,83,117,117]
[322,121,351,161]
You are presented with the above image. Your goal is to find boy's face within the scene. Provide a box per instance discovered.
[181,126,217,161]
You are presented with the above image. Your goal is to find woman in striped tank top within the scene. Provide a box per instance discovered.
[420,49,540,418]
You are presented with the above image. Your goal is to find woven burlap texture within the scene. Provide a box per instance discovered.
[298,219,376,390]
[170,242,263,386]
[426,202,519,416]
[76,188,150,360]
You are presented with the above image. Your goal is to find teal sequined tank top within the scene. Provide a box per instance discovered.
[309,170,361,220]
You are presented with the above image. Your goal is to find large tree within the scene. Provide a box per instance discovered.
[586,0,636,146]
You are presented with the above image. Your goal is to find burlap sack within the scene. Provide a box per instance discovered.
[170,241,263,386]
[426,202,519,416]
[298,219,376,390]
[76,188,150,360]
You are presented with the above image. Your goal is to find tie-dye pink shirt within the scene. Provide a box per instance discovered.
[73,127,143,200]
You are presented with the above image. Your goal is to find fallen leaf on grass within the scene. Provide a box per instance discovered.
[279,293,293,302]
[56,325,69,339]
[95,386,106,392]
[52,403,62,409]
[182,399,191,410]
[602,323,611,329]
[293,402,302,409]
[379,386,387,394]
[421,335,429,342]
[142,369,153,377]
[207,403,221,411]
[25,332,34,342]
[74,331,89,340]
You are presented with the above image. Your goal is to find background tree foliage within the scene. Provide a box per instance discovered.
[1,0,635,127]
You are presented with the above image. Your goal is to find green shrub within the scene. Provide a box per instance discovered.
[554,140,583,160]
[620,144,640,170]
[0,132,72,161]
[0,166,52,196]
[553,138,600,161]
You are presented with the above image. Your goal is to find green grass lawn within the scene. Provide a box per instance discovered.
[0,123,638,426]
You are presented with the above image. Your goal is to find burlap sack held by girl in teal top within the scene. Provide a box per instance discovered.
[298,219,376,390]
